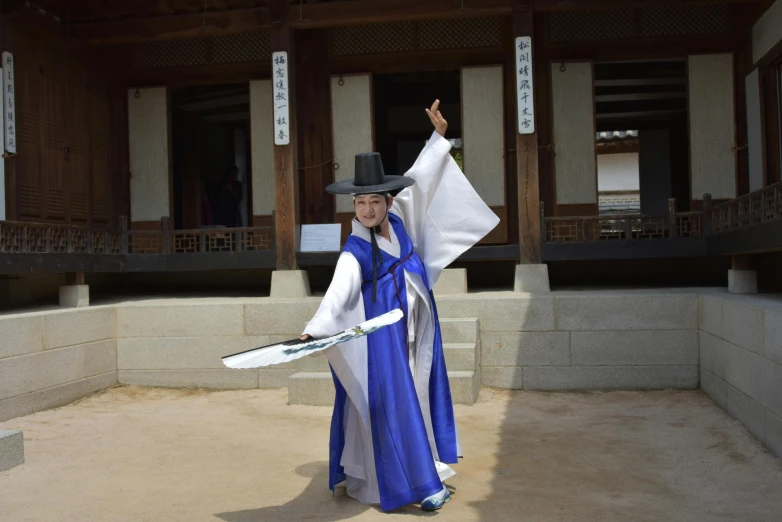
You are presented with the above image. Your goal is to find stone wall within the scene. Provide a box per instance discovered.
[699,293,782,458]
[436,291,700,391]
[0,308,117,422]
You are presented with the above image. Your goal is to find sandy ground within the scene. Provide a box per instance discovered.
[1,386,782,522]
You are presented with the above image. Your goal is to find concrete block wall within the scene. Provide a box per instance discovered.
[117,299,323,389]
[699,293,782,458]
[436,292,700,391]
[0,308,118,422]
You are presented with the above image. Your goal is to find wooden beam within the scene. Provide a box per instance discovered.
[68,7,271,46]
[271,2,299,271]
[532,0,768,11]
[513,2,542,265]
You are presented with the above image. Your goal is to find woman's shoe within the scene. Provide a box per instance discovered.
[421,486,451,511]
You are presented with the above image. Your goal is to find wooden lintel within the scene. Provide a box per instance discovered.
[68,8,271,46]
[532,0,767,10]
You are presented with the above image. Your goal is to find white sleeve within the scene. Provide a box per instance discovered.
[391,130,500,287]
[303,252,363,339]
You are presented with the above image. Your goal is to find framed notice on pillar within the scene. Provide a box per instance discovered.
[515,37,534,134]
[2,52,15,153]
[272,51,290,146]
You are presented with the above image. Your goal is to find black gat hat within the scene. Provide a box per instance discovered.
[325,152,415,195]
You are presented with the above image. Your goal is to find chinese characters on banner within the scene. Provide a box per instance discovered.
[2,52,15,153]
[515,37,534,135]
[272,52,290,146]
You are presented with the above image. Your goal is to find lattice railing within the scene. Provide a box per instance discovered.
[0,217,274,255]
[709,182,782,235]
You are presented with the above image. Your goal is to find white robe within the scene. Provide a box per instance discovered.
[304,130,499,504]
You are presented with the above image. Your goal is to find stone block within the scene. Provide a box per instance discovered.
[571,330,698,366]
[726,384,766,444]
[760,362,782,419]
[433,268,467,295]
[722,342,778,412]
[0,340,117,401]
[700,331,730,380]
[117,304,244,338]
[514,264,551,293]
[118,369,258,389]
[522,365,699,391]
[288,372,335,406]
[699,331,713,373]
[481,366,523,389]
[270,270,311,298]
[481,332,569,366]
[700,369,727,411]
[44,308,115,350]
[721,300,764,355]
[59,285,89,308]
[764,309,782,364]
[439,318,478,344]
[444,343,478,371]
[0,430,24,472]
[699,296,723,338]
[245,300,322,336]
[31,372,117,413]
[0,315,42,360]
[258,369,298,388]
[555,295,698,331]
[0,394,34,423]
[437,295,556,332]
[118,336,273,370]
[728,270,758,295]
[295,352,331,372]
[765,409,782,459]
[448,371,479,405]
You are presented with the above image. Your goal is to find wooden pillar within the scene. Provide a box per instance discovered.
[270,1,299,270]
[513,2,542,264]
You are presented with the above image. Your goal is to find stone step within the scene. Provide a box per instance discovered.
[444,342,479,371]
[0,430,24,472]
[439,317,478,344]
[288,370,479,406]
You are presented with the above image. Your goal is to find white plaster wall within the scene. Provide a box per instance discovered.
[552,62,597,205]
[753,0,782,65]
[128,87,170,222]
[746,69,764,192]
[331,74,373,213]
[462,65,505,207]
[688,54,736,200]
[250,80,275,216]
[597,153,639,192]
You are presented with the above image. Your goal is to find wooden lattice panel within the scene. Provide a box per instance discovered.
[67,126,87,155]
[632,217,666,240]
[43,119,64,149]
[130,232,163,254]
[132,38,208,69]
[18,111,38,144]
[549,9,634,42]
[71,193,89,222]
[70,229,90,253]
[46,190,66,217]
[640,4,729,37]
[91,196,109,223]
[676,213,703,237]
[332,23,415,56]
[419,17,502,50]
[18,186,41,217]
[173,232,199,253]
[213,31,271,63]
[91,131,107,160]
[243,229,273,250]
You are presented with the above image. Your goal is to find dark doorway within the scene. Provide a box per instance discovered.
[170,84,251,230]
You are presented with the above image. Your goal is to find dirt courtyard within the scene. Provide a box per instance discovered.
[1,386,781,522]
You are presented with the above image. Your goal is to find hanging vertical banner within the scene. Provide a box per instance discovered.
[2,52,15,153]
[272,51,290,146]
[0,64,5,221]
[515,37,534,134]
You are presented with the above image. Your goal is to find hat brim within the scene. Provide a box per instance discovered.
[325,175,415,195]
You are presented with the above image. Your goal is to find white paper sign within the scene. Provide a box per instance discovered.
[0,65,4,221]
[299,224,342,252]
[272,51,290,146]
[515,37,534,134]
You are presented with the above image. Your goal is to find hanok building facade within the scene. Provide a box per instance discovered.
[0,0,781,305]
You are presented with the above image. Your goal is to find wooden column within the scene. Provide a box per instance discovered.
[270,1,299,271]
[513,2,542,264]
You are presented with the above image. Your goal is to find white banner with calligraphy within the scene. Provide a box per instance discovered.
[2,52,15,153]
[515,37,534,134]
[0,65,4,220]
[272,51,290,146]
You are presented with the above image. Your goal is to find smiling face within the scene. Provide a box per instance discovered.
[353,193,393,229]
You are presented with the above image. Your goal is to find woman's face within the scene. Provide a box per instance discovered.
[354,194,393,228]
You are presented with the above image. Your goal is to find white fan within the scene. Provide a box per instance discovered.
[222,308,404,369]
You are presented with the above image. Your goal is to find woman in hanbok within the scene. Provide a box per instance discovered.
[300,100,498,512]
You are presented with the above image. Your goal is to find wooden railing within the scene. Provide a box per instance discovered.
[0,216,275,255]
[709,181,782,234]
[542,198,705,243]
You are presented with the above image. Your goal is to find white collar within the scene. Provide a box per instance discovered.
[350,218,401,258]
